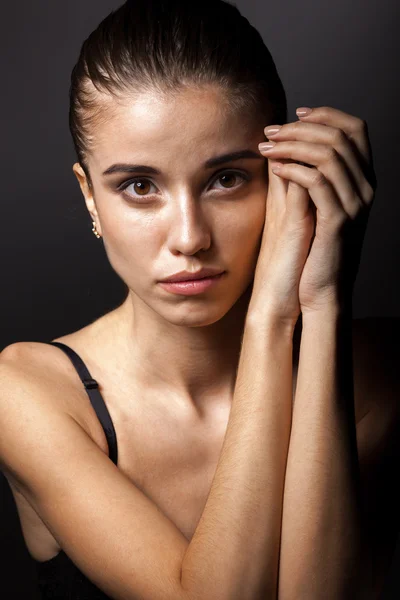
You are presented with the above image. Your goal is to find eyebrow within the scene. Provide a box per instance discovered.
[102,149,263,176]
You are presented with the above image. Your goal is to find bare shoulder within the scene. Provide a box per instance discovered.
[1,340,81,414]
[0,340,67,399]
[0,340,109,465]
[0,342,82,474]
[352,317,400,597]
[0,342,189,600]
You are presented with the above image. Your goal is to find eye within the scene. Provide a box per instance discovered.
[118,170,250,201]
[120,179,156,199]
[212,171,249,191]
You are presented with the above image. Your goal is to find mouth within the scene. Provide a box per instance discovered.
[158,272,225,296]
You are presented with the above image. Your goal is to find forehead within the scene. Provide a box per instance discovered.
[88,87,264,172]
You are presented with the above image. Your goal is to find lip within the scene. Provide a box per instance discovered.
[159,267,225,283]
[158,272,225,296]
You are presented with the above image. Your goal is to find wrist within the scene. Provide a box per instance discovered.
[300,287,353,321]
[244,308,297,338]
[301,302,353,324]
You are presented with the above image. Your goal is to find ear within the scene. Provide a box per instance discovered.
[72,163,102,236]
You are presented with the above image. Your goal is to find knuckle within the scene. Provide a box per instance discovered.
[332,128,346,145]
[355,118,367,132]
[363,181,375,203]
[351,194,365,218]
[310,169,328,187]
[334,210,348,229]
[293,120,302,132]
[323,146,337,163]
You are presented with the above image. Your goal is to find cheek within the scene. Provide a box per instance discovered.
[101,217,159,283]
[221,199,266,258]
[99,193,266,282]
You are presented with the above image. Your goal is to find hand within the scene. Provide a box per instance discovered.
[259,106,377,315]
[246,141,316,328]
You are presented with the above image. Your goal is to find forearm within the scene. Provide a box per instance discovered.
[181,315,294,600]
[277,307,368,599]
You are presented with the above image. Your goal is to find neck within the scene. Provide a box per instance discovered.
[109,284,254,418]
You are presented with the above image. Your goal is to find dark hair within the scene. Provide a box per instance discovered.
[69,0,287,190]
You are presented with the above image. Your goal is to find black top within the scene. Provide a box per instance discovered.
[33,341,118,599]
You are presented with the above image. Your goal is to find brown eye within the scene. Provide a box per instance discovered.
[118,170,250,203]
[212,170,249,191]
[218,173,237,188]
[133,180,152,195]
[119,178,157,200]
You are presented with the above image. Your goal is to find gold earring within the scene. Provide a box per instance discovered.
[92,221,101,239]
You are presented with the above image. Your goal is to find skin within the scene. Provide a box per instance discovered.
[71,90,382,596]
[258,107,375,315]
[73,85,275,419]
[2,84,395,596]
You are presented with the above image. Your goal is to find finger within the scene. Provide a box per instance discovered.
[270,162,346,227]
[264,121,375,202]
[266,156,290,209]
[286,176,312,222]
[265,155,311,223]
[296,106,373,179]
[260,141,366,216]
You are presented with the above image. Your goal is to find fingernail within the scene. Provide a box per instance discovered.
[296,107,312,117]
[264,125,282,137]
[259,141,276,152]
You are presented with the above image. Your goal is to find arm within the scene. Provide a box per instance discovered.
[0,317,294,600]
[277,307,368,599]
[181,316,295,600]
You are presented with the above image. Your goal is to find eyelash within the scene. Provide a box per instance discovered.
[117,170,250,202]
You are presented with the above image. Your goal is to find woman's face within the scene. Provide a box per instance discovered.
[74,86,270,327]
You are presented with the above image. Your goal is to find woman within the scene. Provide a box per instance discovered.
[0,0,396,598]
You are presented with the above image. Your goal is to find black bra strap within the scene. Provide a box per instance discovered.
[46,341,118,466]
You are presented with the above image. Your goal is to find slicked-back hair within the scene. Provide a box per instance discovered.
[69,0,287,188]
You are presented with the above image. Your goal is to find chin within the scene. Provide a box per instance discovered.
[163,305,234,328]
[157,292,250,329]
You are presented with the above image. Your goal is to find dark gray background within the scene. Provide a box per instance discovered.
[1,0,399,597]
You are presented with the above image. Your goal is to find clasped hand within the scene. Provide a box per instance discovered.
[258,105,377,314]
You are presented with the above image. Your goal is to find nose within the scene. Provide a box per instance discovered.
[167,195,211,256]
